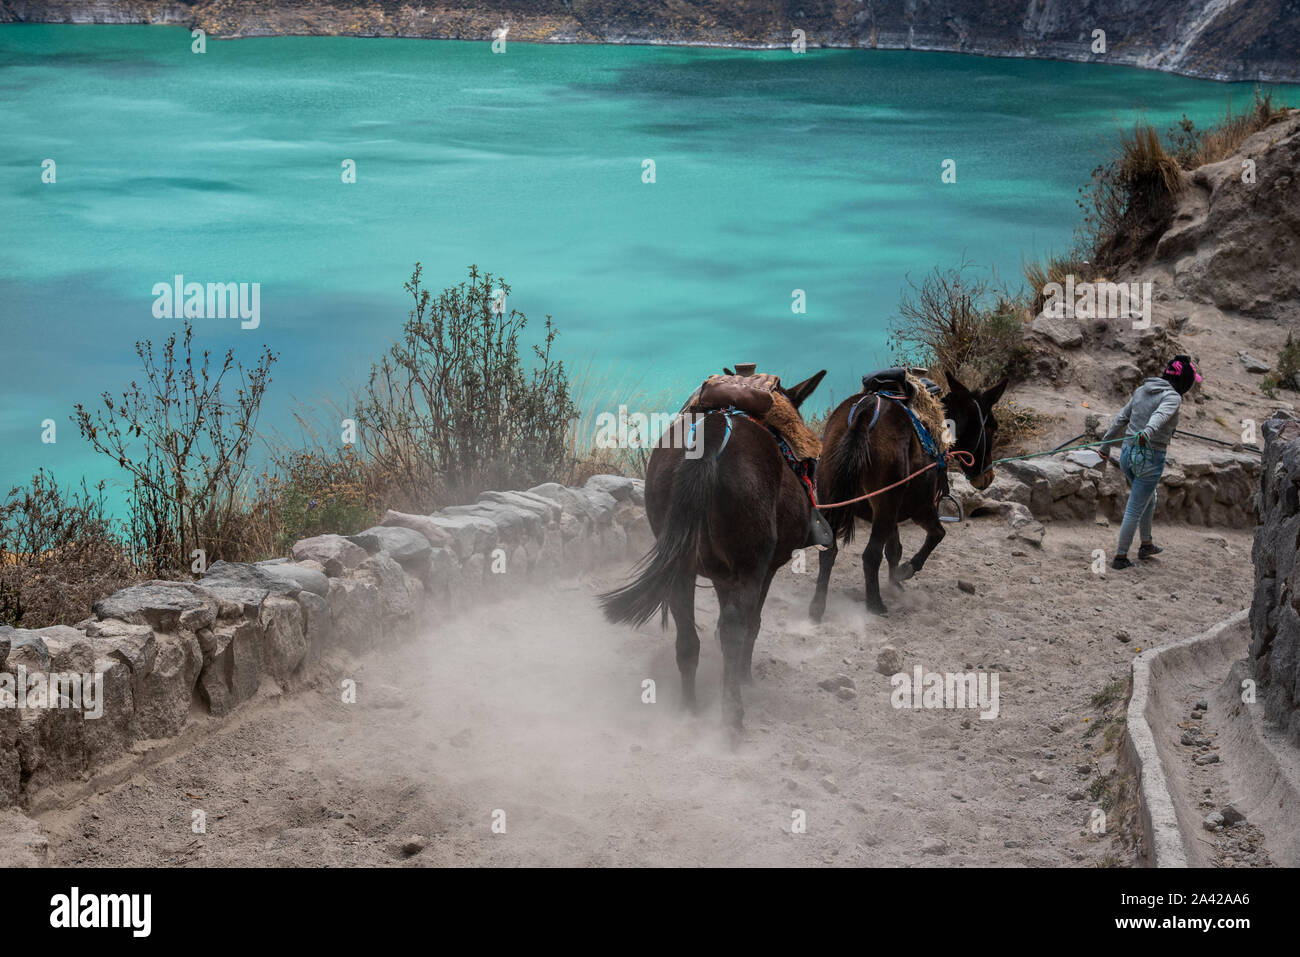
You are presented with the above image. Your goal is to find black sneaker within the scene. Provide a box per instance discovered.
[1138,543,1163,559]
[1111,554,1134,570]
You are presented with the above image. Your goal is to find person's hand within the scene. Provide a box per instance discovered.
[1137,431,1149,448]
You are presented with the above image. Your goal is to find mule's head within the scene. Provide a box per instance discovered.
[777,370,827,417]
[942,373,1007,490]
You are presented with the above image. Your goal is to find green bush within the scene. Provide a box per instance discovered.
[356,264,578,509]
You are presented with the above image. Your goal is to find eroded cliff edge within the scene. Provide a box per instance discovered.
[2,0,1297,83]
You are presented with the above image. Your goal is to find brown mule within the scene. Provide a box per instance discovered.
[809,372,1006,619]
[600,371,827,730]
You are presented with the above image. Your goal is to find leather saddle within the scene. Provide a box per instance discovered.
[861,367,941,400]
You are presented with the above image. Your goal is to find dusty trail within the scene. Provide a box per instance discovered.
[37,520,1253,867]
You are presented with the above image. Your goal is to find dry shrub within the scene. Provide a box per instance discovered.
[1081,122,1185,270]
[0,471,138,628]
[1022,250,1096,316]
[888,259,1029,388]
[1171,89,1292,169]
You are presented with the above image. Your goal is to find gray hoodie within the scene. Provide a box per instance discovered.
[1101,377,1183,452]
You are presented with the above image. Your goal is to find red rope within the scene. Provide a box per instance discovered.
[814,450,975,510]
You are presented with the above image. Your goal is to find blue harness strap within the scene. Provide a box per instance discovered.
[854,390,945,470]
[895,400,945,469]
[686,406,742,459]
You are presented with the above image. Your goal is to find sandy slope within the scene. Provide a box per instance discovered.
[32,513,1257,868]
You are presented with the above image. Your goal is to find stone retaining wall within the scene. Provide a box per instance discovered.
[956,445,1261,530]
[1250,413,1300,746]
[0,475,651,809]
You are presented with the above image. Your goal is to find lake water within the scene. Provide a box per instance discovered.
[1,24,1291,506]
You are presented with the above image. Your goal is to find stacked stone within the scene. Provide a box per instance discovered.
[0,475,650,808]
[971,448,1261,528]
[1250,413,1300,746]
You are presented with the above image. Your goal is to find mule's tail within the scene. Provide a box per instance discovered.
[823,398,877,543]
[599,442,718,627]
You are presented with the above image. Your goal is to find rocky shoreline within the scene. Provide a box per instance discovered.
[3,0,1298,84]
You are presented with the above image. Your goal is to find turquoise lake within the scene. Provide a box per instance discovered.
[2,24,1293,506]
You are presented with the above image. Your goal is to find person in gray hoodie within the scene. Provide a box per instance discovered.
[1099,355,1202,569]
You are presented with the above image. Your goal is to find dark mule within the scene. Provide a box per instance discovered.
[599,371,827,730]
[809,373,1006,619]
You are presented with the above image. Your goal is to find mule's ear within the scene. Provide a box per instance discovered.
[945,371,970,395]
[785,370,827,409]
[981,379,1009,408]
[723,367,735,376]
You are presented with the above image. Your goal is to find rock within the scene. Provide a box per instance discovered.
[920,837,949,855]
[817,674,855,692]
[1067,791,1086,801]
[205,560,329,598]
[477,490,562,523]
[876,646,903,675]
[1221,804,1246,825]
[1030,313,1084,348]
[357,554,416,632]
[1195,698,1208,710]
[0,810,49,866]
[571,488,618,524]
[820,776,839,794]
[584,474,640,502]
[1004,503,1045,547]
[0,629,49,672]
[198,582,269,620]
[83,620,157,684]
[93,582,212,633]
[291,534,368,576]
[1067,449,1103,469]
[379,510,453,548]
[296,591,332,657]
[835,686,858,701]
[526,483,603,524]
[423,514,499,559]
[957,579,976,595]
[440,503,538,542]
[259,596,308,682]
[347,526,433,568]
[133,632,202,739]
[327,577,383,652]
[1203,811,1226,831]
[257,562,330,597]
[1239,352,1271,373]
[1029,770,1052,784]
[401,835,428,857]
[1115,630,1131,643]
[197,617,263,716]
[1193,752,1221,765]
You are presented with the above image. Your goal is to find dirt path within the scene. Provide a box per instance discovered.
[36,518,1254,867]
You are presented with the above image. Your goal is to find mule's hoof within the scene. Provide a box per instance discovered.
[866,602,889,617]
[896,560,916,582]
[809,600,826,623]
